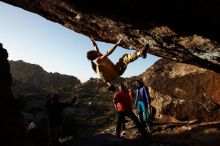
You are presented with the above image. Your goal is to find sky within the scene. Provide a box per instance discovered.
[0,2,160,83]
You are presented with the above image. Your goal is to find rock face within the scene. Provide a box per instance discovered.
[141,59,220,122]
[0,46,35,146]
[1,0,220,72]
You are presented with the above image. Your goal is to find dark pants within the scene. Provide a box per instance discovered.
[116,110,146,137]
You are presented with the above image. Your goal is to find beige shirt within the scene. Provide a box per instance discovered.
[96,57,119,82]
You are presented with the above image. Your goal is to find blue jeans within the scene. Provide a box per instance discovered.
[137,101,149,126]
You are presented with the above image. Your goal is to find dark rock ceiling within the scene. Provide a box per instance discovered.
[1,0,220,72]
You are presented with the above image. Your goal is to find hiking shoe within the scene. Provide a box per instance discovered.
[146,126,152,133]
[140,44,149,58]
[107,84,116,92]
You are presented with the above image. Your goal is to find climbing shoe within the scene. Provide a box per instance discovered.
[140,44,149,59]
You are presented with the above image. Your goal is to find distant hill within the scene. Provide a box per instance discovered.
[10,60,81,97]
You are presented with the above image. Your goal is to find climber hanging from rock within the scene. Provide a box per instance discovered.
[86,37,149,91]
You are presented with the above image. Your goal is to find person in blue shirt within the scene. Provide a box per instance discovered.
[135,79,151,132]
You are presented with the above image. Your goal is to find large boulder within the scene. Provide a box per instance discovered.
[141,59,220,122]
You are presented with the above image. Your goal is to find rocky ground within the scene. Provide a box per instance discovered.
[62,118,220,146]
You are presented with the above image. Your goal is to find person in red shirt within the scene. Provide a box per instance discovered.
[113,83,148,137]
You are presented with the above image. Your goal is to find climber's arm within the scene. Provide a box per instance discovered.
[90,37,100,52]
[101,38,122,59]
